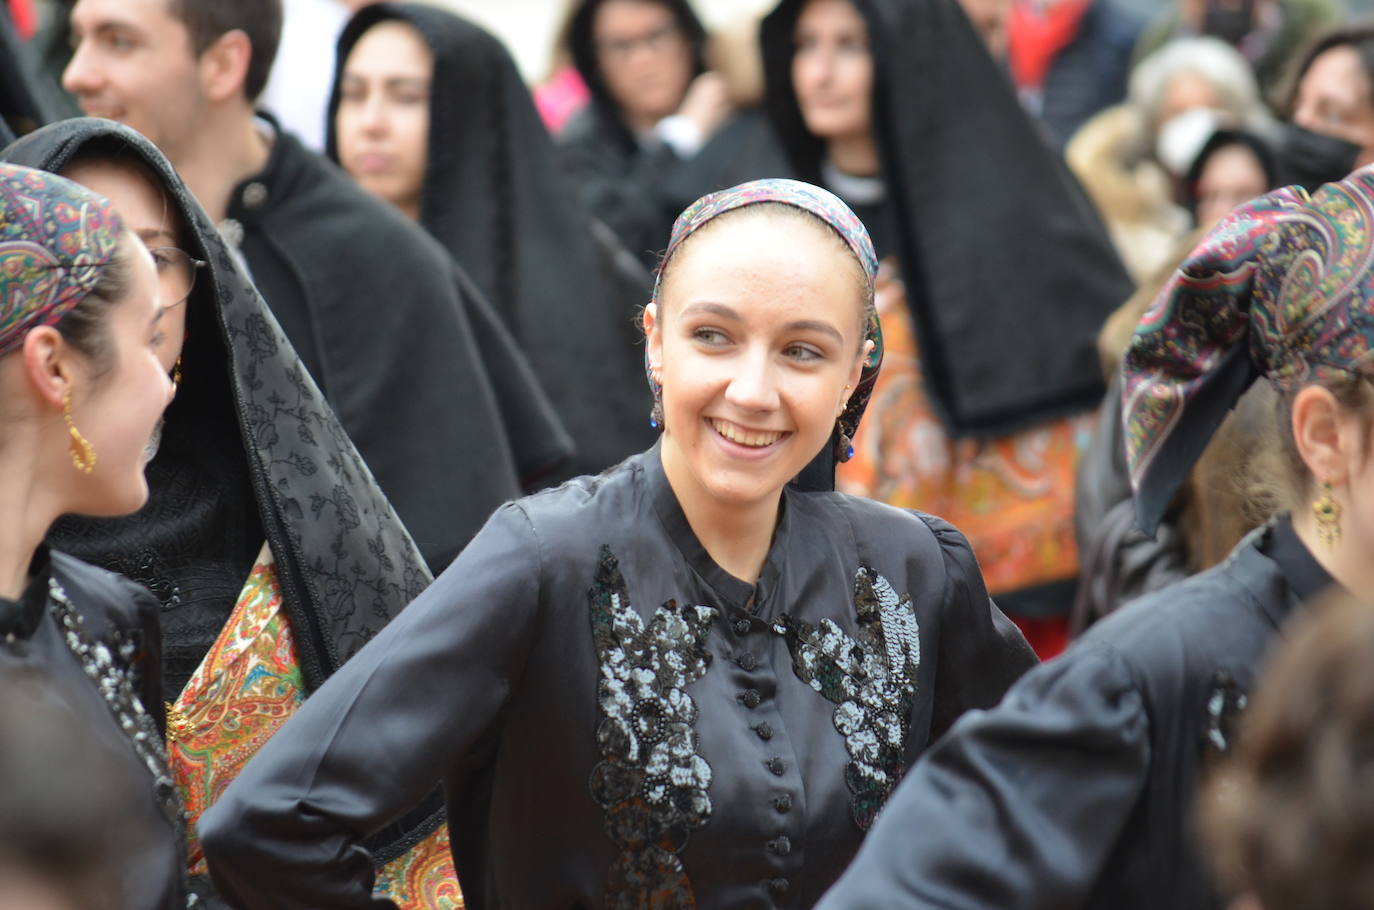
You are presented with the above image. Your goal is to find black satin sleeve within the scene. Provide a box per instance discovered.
[918,513,1040,740]
[816,641,1150,909]
[198,503,543,909]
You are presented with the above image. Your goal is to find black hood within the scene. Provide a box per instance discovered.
[329,4,655,478]
[568,0,707,140]
[4,119,432,687]
[760,0,1133,438]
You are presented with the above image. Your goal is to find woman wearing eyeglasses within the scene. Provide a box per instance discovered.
[2,119,462,905]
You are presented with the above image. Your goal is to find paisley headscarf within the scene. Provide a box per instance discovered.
[0,161,122,357]
[1123,167,1374,534]
[650,178,883,463]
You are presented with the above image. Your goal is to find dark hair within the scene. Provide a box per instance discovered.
[167,0,283,101]
[568,0,707,130]
[656,202,871,346]
[1183,129,1277,217]
[52,230,136,375]
[1200,589,1374,910]
[1278,21,1374,117]
[0,672,150,909]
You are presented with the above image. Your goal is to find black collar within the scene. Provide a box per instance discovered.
[1264,514,1336,605]
[0,545,51,642]
[644,442,790,613]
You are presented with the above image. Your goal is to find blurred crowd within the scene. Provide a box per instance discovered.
[7,0,1374,906]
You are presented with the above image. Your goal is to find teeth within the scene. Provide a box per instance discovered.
[711,419,783,448]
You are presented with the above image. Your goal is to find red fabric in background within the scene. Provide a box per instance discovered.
[1007,0,1091,90]
[7,0,37,39]
[1009,612,1069,659]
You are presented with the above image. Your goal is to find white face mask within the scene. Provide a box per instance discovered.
[1155,107,1228,176]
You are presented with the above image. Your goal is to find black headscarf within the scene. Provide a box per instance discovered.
[566,0,708,149]
[4,120,430,689]
[329,4,655,478]
[1182,128,1277,219]
[758,0,1133,438]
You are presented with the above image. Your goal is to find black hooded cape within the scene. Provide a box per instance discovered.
[757,0,1133,438]
[3,119,444,867]
[329,4,655,480]
[223,112,570,574]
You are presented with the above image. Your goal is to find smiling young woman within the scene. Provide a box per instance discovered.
[198,178,1037,909]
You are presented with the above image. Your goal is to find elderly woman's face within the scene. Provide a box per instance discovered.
[1293,44,1374,168]
[646,212,867,512]
[336,20,433,221]
[793,0,873,144]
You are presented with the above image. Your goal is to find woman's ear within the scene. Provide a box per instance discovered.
[20,326,71,412]
[1292,384,1349,485]
[643,302,662,369]
[845,339,873,400]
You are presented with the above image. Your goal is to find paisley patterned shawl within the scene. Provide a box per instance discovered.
[650,178,884,463]
[1123,166,1374,533]
[0,161,121,356]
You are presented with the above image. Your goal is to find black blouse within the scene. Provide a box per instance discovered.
[814,517,1329,910]
[200,447,1036,908]
[0,549,188,909]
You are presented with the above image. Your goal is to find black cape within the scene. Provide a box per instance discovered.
[225,115,569,572]
[329,4,655,480]
[816,517,1324,909]
[753,0,1133,438]
[3,118,442,866]
[200,445,1037,908]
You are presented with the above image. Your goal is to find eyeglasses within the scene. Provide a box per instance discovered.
[595,21,683,63]
[150,246,207,309]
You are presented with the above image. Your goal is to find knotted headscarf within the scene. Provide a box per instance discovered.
[650,178,884,463]
[1124,167,1374,533]
[0,162,122,357]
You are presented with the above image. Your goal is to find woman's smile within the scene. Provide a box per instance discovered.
[708,417,790,451]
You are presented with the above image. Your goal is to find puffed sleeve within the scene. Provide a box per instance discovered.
[918,514,1039,740]
[816,642,1151,909]
[198,503,544,909]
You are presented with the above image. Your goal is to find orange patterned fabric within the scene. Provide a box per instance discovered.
[837,263,1092,596]
[167,545,463,907]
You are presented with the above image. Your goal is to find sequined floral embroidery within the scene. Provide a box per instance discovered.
[588,546,718,909]
[774,566,919,830]
[48,579,199,907]
[1203,670,1249,757]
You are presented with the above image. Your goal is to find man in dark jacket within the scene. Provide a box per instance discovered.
[61,0,568,573]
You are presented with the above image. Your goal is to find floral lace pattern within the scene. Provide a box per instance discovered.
[774,566,920,830]
[588,546,718,909]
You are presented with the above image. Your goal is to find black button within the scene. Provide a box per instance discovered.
[766,757,786,776]
[738,689,761,709]
[737,651,758,671]
[772,793,792,813]
[754,722,774,741]
[768,835,792,856]
[733,618,751,635]
[765,877,789,896]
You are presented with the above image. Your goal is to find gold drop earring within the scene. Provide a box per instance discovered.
[64,389,97,473]
[1313,480,1342,547]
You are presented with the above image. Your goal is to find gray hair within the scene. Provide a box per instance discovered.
[1129,37,1274,134]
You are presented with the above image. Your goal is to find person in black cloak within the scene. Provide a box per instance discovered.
[555,0,775,269]
[2,119,463,904]
[62,0,571,574]
[733,0,1133,624]
[813,168,1374,909]
[328,3,654,480]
